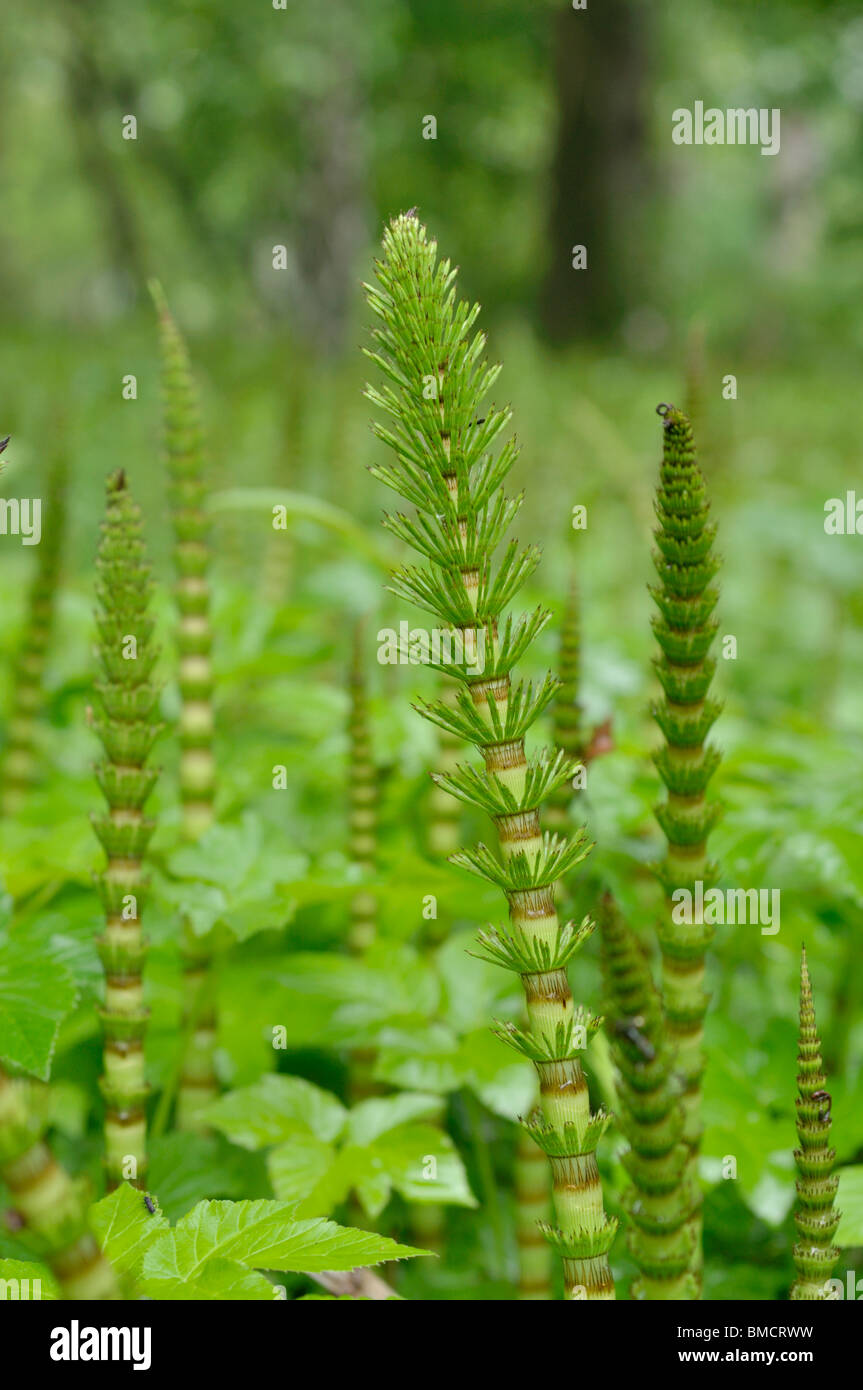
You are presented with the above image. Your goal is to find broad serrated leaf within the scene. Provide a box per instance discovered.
[141,1199,427,1280]
[0,940,78,1079]
[89,1182,168,1283]
[142,1257,277,1301]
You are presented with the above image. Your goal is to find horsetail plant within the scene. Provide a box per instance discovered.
[91,470,162,1190]
[650,403,722,1275]
[546,569,612,838]
[790,947,841,1300]
[545,574,584,837]
[599,894,698,1299]
[346,624,383,1109]
[347,624,377,956]
[0,1068,121,1298]
[150,282,220,1131]
[150,281,215,835]
[426,680,463,868]
[364,213,617,1300]
[1,449,67,817]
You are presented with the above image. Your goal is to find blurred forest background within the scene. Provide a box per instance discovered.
[1,0,862,1300]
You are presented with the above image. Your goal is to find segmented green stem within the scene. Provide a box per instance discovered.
[92,470,162,1190]
[599,895,698,1299]
[650,404,721,1277]
[365,214,616,1299]
[427,682,463,863]
[546,573,583,836]
[0,1069,121,1299]
[150,281,215,836]
[1,453,67,816]
[683,322,707,470]
[346,627,383,1107]
[791,948,841,1300]
[150,282,220,1131]
[515,1121,553,1298]
[348,626,377,956]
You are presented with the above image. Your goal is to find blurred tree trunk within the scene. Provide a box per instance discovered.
[290,44,369,355]
[63,5,146,301]
[539,0,651,343]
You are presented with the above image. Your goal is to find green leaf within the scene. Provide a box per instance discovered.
[147,1133,253,1221]
[267,1115,476,1220]
[204,1074,347,1150]
[376,1025,535,1121]
[277,944,440,1041]
[0,940,78,1079]
[142,1257,277,1301]
[835,1166,863,1247]
[345,1093,443,1146]
[267,1134,341,1216]
[366,1123,477,1209]
[89,1182,169,1283]
[0,1258,60,1299]
[141,1199,427,1281]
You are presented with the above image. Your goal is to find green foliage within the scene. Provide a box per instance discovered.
[204,1073,475,1218]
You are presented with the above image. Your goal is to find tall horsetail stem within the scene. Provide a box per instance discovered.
[791,948,841,1299]
[348,625,378,956]
[545,573,583,835]
[515,574,586,1298]
[150,282,220,1131]
[0,1069,122,1298]
[92,470,162,1189]
[364,214,617,1299]
[1,452,67,816]
[650,403,721,1281]
[150,281,215,837]
[346,626,383,1108]
[599,896,698,1299]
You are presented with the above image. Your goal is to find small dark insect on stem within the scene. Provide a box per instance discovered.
[811,1089,832,1122]
[143,1194,156,1214]
[613,1015,656,1062]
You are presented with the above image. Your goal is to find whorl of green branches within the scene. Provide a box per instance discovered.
[150,280,215,842]
[650,403,721,1232]
[91,470,162,1190]
[364,213,617,1300]
[599,895,699,1299]
[0,1068,121,1299]
[791,948,841,1300]
[1,451,67,817]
